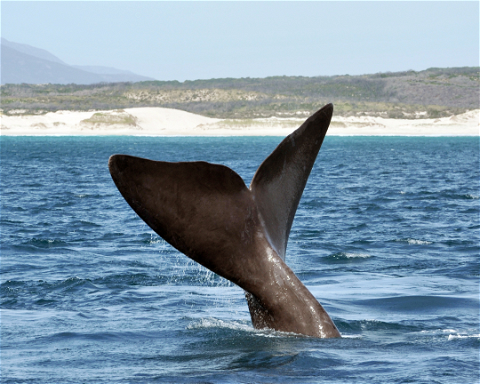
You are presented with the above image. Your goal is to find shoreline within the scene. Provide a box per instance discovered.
[1,107,478,137]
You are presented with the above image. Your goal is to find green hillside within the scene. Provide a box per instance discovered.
[1,67,478,119]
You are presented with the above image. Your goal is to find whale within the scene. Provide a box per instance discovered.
[108,103,341,338]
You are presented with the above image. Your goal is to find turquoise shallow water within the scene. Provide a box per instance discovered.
[1,136,479,383]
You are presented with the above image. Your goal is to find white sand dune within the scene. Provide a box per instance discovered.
[1,107,478,136]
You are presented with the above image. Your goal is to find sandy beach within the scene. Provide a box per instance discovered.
[1,107,478,136]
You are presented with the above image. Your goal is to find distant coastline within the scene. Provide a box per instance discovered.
[1,107,478,136]
[2,67,478,122]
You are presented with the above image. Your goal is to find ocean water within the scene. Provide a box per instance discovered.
[1,135,479,384]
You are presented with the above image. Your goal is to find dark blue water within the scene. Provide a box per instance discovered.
[1,136,479,383]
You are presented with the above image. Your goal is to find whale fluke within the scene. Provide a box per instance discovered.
[109,103,340,338]
[251,103,333,260]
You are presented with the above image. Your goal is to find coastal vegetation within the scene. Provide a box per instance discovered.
[1,67,478,119]
[79,110,138,127]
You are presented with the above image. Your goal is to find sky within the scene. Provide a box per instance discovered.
[1,1,479,81]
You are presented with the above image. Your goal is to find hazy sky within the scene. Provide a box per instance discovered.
[2,1,479,81]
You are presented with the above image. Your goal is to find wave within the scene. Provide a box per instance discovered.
[335,318,421,333]
[447,333,480,340]
[448,193,479,200]
[54,276,100,291]
[394,238,433,245]
[187,318,253,333]
[403,190,480,201]
[354,295,479,313]
[23,238,69,248]
[187,318,321,339]
[78,220,102,228]
[323,252,372,263]
[419,328,480,340]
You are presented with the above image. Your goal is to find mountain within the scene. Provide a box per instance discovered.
[70,65,154,82]
[0,38,155,85]
[1,45,106,85]
[71,65,140,75]
[1,38,67,65]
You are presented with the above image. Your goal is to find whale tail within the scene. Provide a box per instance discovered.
[108,104,340,338]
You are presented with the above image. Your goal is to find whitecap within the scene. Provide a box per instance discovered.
[341,334,363,339]
[327,252,372,260]
[420,329,457,335]
[344,253,371,258]
[447,334,480,340]
[407,239,432,245]
[395,238,432,245]
[186,318,317,338]
[187,317,252,332]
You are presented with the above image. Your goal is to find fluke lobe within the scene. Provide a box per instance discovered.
[108,103,341,338]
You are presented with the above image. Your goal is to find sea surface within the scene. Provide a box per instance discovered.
[1,135,479,384]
